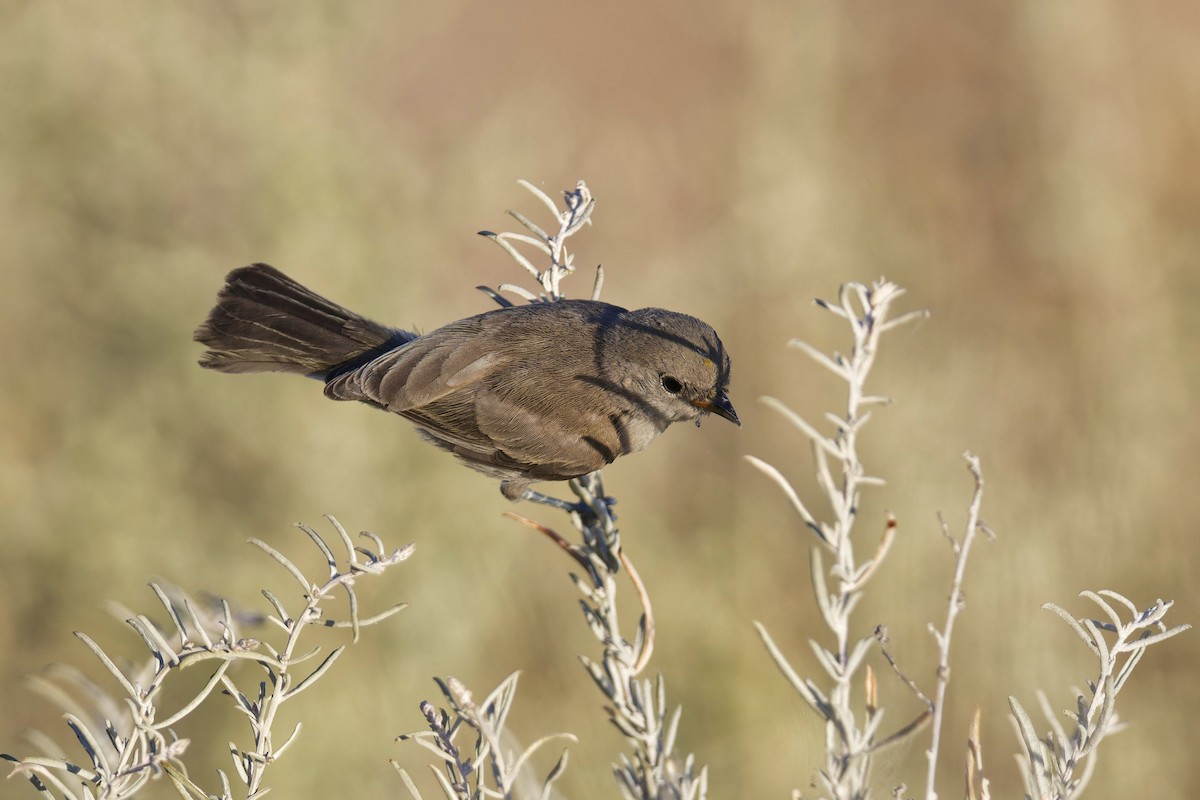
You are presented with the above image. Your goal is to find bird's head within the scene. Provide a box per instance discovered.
[608,307,739,429]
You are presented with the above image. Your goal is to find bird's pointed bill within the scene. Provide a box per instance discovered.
[692,390,740,426]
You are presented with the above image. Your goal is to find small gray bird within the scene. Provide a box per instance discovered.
[195,264,738,501]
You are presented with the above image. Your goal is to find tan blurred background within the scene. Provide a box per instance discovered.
[2,1,1197,797]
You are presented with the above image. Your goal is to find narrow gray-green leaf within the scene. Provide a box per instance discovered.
[282,646,344,701]
[1008,696,1052,800]
[247,538,311,594]
[537,748,571,800]
[509,732,577,782]
[392,764,426,800]
[148,583,190,648]
[75,632,139,701]
[296,522,337,577]
[155,660,233,729]
[755,621,820,708]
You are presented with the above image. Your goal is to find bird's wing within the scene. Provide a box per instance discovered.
[402,406,606,482]
[323,316,502,411]
[469,383,618,480]
[324,301,624,482]
[385,377,617,482]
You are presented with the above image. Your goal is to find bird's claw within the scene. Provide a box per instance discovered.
[521,489,617,525]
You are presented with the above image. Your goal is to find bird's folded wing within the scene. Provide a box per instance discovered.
[393,383,612,482]
[323,307,618,482]
[471,384,615,479]
[323,319,502,410]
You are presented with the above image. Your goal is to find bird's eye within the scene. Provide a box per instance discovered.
[660,375,683,395]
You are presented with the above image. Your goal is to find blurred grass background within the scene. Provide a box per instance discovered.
[1,1,1197,797]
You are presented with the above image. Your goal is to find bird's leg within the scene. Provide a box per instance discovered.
[521,489,589,516]
[520,489,619,531]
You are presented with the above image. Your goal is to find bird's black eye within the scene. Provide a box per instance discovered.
[660,375,683,395]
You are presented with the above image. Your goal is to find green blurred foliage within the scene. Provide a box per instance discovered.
[1,1,1197,798]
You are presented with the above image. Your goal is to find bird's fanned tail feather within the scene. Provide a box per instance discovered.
[194,263,412,377]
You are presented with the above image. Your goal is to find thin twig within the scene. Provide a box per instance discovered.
[923,453,988,800]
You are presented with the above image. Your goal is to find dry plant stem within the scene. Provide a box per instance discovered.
[236,525,408,794]
[750,280,928,800]
[395,673,576,800]
[1008,592,1190,800]
[4,517,411,800]
[503,511,591,571]
[617,547,656,675]
[479,179,596,304]
[567,477,705,800]
[964,707,988,800]
[486,181,705,800]
[922,454,989,800]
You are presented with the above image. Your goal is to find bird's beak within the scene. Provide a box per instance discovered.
[693,389,741,427]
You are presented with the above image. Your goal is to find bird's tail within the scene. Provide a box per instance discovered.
[195,264,412,377]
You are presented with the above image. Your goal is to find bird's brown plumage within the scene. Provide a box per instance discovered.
[196,264,737,499]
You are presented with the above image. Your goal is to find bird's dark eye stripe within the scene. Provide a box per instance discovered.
[660,375,683,394]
